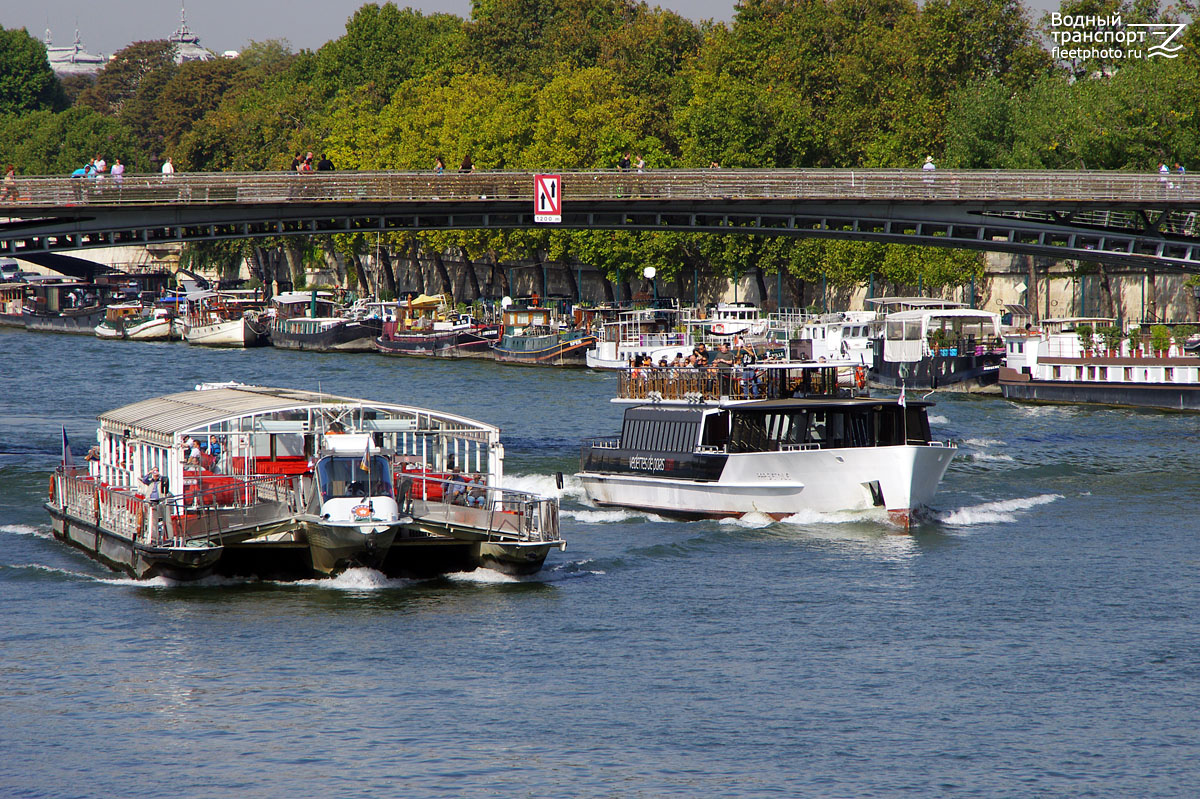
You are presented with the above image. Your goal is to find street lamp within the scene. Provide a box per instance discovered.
[643,266,657,303]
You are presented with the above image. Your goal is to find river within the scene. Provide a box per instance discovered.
[1,325,1197,797]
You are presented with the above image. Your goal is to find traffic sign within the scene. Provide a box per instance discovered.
[534,174,561,223]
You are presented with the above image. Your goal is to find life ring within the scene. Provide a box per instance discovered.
[48,476,56,503]
[711,322,726,335]
[135,503,145,534]
[854,366,867,389]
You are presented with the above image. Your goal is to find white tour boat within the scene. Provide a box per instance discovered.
[47,384,564,580]
[796,310,880,365]
[578,362,956,526]
[585,306,693,369]
[182,292,267,347]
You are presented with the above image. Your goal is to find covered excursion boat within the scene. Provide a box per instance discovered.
[578,362,956,526]
[47,384,564,580]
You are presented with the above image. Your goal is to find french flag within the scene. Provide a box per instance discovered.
[61,425,74,469]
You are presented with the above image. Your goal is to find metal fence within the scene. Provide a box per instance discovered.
[4,169,1199,208]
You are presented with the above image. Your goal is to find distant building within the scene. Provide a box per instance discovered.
[44,28,107,78]
[168,5,216,64]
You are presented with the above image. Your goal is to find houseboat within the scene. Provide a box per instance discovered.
[585,305,692,370]
[0,281,26,326]
[269,292,383,352]
[796,310,880,365]
[375,293,499,359]
[868,298,1003,391]
[46,384,565,580]
[492,302,596,366]
[578,361,956,526]
[182,292,267,347]
[94,302,180,341]
[1000,318,1200,411]
[22,279,110,334]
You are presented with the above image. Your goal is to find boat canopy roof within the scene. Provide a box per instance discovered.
[727,397,934,411]
[97,384,499,447]
[273,291,337,305]
[865,297,965,310]
[883,307,1000,323]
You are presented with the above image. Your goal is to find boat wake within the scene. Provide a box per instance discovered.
[939,493,1063,525]
[778,507,893,526]
[928,414,950,424]
[504,471,589,502]
[0,523,53,539]
[562,507,670,524]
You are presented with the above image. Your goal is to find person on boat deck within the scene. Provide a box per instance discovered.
[207,435,223,473]
[467,483,487,509]
[141,467,163,501]
[448,468,470,505]
[711,343,735,368]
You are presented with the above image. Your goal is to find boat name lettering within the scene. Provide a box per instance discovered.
[629,456,667,471]
[755,472,791,481]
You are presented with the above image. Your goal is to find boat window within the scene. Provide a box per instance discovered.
[316,455,393,501]
[904,408,932,444]
[701,412,729,448]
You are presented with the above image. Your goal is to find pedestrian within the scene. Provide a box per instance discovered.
[1176,162,1186,176]
[922,155,936,171]
[299,154,313,173]
[0,164,15,201]
[635,155,645,173]
[316,154,334,171]
[434,157,445,174]
[161,157,175,178]
[289,152,301,172]
[460,154,474,173]
[110,159,124,185]
[93,154,106,174]
[618,152,631,171]
[709,160,720,169]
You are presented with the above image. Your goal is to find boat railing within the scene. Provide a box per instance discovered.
[55,469,302,548]
[403,474,562,545]
[619,365,844,402]
[586,437,623,450]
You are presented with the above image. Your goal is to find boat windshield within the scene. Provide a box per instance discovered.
[316,455,394,501]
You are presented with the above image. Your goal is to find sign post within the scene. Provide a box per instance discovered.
[534,174,561,224]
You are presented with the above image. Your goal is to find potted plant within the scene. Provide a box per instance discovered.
[1098,325,1124,356]
[1173,324,1197,356]
[1126,327,1142,357]
[1075,323,1094,356]
[1150,324,1172,357]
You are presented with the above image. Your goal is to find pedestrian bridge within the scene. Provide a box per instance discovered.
[2,169,1198,269]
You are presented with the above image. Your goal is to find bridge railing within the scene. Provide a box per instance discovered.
[2,169,1198,208]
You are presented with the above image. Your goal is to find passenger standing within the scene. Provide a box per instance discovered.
[0,164,15,201]
[208,435,223,473]
[141,467,163,501]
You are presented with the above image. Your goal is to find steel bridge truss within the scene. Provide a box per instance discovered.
[1,170,1197,270]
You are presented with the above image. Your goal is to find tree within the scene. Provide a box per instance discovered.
[311,4,467,99]
[77,40,176,117]
[0,27,65,113]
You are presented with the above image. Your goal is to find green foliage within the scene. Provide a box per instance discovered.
[1150,324,1172,354]
[1097,324,1124,352]
[77,40,176,117]
[0,27,65,114]
[312,5,466,99]
[1075,323,1094,351]
[0,107,143,174]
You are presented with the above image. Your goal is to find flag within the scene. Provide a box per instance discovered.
[360,441,371,472]
[898,382,906,408]
[61,426,74,469]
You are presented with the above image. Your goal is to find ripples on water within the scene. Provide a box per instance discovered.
[1,328,1198,797]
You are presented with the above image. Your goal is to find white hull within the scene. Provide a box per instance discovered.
[580,444,954,522]
[95,317,178,341]
[586,342,694,370]
[185,316,262,347]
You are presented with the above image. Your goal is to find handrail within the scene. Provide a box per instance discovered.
[3,168,1199,209]
[401,472,561,544]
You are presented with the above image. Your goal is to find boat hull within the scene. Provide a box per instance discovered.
[24,307,106,335]
[271,319,382,352]
[579,444,955,523]
[185,316,265,348]
[375,327,498,358]
[95,316,179,341]
[493,334,597,366]
[1000,376,1200,412]
[871,351,1002,392]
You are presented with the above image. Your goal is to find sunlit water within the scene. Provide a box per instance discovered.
[1,326,1197,797]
